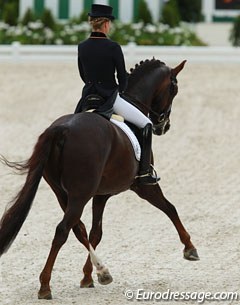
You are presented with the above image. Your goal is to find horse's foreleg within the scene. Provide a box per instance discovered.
[132,184,199,261]
[38,199,86,300]
[80,194,112,288]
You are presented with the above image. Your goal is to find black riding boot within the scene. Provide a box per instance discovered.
[136,123,160,185]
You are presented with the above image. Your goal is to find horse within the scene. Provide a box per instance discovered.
[0,58,199,300]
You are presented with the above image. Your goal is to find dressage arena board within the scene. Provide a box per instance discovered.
[0,61,240,305]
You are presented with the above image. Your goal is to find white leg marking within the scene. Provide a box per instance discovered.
[89,244,104,270]
[89,244,109,276]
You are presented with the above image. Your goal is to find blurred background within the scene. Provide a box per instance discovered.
[0,0,240,46]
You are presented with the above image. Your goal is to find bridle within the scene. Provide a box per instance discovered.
[124,73,177,133]
[150,74,177,133]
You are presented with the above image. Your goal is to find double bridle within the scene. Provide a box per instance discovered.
[124,73,177,133]
[150,74,177,133]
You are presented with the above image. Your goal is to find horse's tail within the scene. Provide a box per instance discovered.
[0,125,67,256]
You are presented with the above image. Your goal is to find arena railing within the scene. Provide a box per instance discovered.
[0,42,240,63]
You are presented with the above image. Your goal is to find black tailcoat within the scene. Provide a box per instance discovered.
[74,32,127,113]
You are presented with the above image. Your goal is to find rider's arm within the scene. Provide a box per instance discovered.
[78,50,86,83]
[113,44,127,94]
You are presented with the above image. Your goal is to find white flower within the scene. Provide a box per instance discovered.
[73,22,90,32]
[6,26,16,36]
[145,24,157,33]
[25,29,32,37]
[14,26,24,36]
[173,27,183,34]
[70,35,77,42]
[132,22,143,30]
[169,28,176,34]
[135,30,141,36]
[28,21,43,30]
[0,22,9,30]
[64,25,74,35]
[44,28,54,39]
[158,23,170,32]
[55,38,63,45]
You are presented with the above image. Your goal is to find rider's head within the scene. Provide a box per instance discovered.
[88,4,115,34]
[89,17,111,34]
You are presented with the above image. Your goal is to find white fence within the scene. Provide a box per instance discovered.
[0,42,240,64]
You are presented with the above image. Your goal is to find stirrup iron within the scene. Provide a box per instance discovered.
[135,165,160,185]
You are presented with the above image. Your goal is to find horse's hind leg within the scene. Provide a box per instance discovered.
[38,197,87,299]
[80,194,112,288]
[132,184,199,261]
[51,188,111,288]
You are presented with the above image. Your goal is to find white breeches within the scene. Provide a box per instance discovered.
[113,94,152,129]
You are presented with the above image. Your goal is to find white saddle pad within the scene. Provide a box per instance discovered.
[110,118,141,161]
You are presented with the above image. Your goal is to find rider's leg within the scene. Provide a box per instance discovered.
[113,94,160,185]
[113,94,151,127]
[136,123,160,184]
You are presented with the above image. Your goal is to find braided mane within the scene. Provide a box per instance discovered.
[127,58,166,89]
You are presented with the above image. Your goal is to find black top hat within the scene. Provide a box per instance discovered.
[88,4,115,20]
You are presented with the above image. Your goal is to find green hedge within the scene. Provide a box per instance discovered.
[0,5,206,46]
[0,20,206,46]
[230,15,240,46]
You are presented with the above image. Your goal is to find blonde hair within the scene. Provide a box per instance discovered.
[88,17,110,30]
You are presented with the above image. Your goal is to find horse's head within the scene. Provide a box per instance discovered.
[149,60,186,135]
[126,59,186,136]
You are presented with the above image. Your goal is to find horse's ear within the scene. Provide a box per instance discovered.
[172,60,187,76]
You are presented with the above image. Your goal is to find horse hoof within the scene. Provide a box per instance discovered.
[38,290,52,300]
[184,248,200,261]
[97,270,113,285]
[80,281,95,288]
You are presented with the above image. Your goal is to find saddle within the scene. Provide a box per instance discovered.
[81,94,140,159]
[82,94,105,111]
[81,92,117,120]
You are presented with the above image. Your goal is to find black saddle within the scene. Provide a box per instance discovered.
[82,94,105,111]
[81,91,117,120]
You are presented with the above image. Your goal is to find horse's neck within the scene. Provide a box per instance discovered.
[126,63,170,114]
[126,81,156,114]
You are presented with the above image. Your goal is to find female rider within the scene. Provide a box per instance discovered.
[75,4,159,185]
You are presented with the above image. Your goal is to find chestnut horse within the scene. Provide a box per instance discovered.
[0,59,199,299]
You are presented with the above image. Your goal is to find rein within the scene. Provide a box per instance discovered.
[122,93,160,119]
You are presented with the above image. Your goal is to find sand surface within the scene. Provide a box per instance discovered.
[0,60,240,305]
